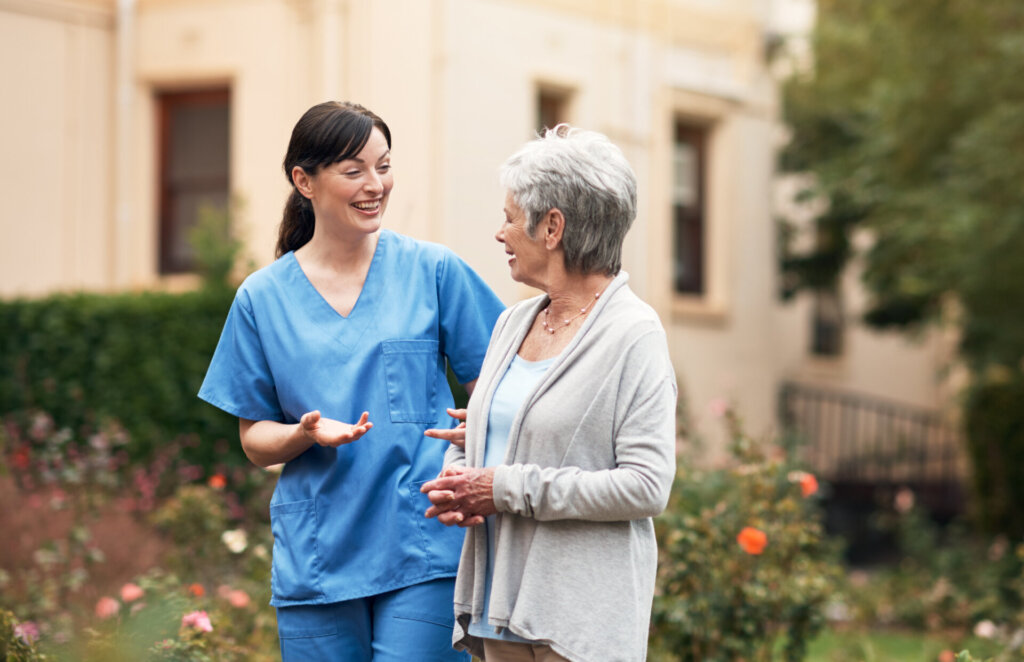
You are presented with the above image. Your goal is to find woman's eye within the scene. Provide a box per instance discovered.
[377,164,391,172]
[345,170,361,177]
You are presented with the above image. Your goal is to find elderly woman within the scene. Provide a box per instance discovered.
[421,126,677,662]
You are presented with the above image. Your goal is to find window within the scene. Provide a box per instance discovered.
[536,86,571,134]
[157,89,230,274]
[811,288,844,357]
[672,121,708,295]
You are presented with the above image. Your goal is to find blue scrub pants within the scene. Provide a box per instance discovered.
[276,577,468,662]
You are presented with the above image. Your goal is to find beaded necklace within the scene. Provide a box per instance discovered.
[540,284,608,334]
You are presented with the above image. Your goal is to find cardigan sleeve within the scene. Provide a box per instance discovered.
[492,328,677,522]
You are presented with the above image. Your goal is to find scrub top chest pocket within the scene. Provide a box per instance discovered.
[381,339,440,424]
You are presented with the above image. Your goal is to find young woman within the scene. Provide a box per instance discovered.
[199,101,504,661]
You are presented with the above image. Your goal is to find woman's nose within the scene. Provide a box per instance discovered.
[364,172,383,193]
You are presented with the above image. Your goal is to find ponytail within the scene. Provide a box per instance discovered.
[276,188,315,257]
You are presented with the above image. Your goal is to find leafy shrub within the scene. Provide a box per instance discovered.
[650,410,842,661]
[838,500,1024,661]
[1,609,46,661]
[0,288,237,468]
[964,375,1024,538]
[0,412,279,660]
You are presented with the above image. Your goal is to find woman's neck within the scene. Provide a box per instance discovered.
[298,229,379,276]
[544,272,614,323]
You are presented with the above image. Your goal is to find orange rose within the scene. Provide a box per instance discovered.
[737,526,768,555]
[207,473,227,489]
[187,583,205,598]
[800,473,819,498]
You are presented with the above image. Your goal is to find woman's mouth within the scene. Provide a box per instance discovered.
[352,200,381,214]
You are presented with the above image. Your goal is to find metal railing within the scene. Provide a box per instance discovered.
[778,381,968,515]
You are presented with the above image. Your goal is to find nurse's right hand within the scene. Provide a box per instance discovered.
[300,410,373,447]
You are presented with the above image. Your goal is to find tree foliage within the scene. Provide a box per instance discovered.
[780,0,1024,536]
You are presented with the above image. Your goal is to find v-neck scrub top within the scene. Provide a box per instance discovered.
[198,230,505,607]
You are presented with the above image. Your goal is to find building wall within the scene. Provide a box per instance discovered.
[0,0,952,450]
[0,0,115,296]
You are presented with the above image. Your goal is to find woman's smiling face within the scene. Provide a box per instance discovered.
[496,190,548,287]
[306,127,393,238]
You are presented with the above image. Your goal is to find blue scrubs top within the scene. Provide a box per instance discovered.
[198,230,504,607]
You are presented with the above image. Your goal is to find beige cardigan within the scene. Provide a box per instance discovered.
[443,272,677,662]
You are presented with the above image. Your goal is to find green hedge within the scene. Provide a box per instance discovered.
[0,287,239,465]
[0,287,472,468]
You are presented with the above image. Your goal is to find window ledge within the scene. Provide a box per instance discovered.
[797,354,848,380]
[671,295,729,325]
[155,272,203,293]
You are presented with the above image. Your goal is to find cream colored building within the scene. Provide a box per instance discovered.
[0,0,953,459]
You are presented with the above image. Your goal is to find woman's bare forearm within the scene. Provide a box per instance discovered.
[239,418,312,468]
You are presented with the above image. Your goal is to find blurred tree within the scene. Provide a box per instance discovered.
[187,196,248,291]
[779,0,1024,536]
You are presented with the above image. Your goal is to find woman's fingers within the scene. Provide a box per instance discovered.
[301,411,373,447]
[424,411,468,448]
[423,426,466,449]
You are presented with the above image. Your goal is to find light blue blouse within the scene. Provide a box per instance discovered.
[468,354,554,642]
[198,230,504,607]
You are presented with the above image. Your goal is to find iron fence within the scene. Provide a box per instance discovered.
[778,381,968,517]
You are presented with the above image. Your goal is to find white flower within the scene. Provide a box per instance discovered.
[221,529,248,554]
[974,620,998,639]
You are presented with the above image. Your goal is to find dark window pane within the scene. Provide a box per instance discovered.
[673,122,707,295]
[811,289,844,356]
[537,88,570,134]
[158,89,230,274]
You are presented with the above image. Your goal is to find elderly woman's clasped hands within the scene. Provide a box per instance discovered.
[422,409,492,527]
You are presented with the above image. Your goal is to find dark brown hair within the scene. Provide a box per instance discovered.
[276,101,392,257]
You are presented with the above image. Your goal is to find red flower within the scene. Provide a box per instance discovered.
[800,473,819,498]
[207,473,227,490]
[187,583,205,598]
[737,527,768,555]
[12,446,30,470]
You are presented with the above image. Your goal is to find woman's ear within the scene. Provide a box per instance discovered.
[543,208,565,250]
[291,166,315,200]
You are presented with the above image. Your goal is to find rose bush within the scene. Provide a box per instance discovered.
[650,407,843,661]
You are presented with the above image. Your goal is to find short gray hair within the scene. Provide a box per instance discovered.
[500,124,637,275]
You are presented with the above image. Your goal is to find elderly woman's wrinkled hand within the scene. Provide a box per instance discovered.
[423,408,467,449]
[421,465,496,527]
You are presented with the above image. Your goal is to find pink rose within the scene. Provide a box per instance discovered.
[120,582,144,602]
[181,610,213,633]
[227,589,251,609]
[95,596,120,619]
[14,621,40,645]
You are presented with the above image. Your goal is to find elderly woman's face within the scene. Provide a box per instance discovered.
[496,191,547,288]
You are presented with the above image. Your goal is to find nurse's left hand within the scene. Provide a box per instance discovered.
[300,410,373,447]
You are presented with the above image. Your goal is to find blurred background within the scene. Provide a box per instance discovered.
[1,0,1022,660]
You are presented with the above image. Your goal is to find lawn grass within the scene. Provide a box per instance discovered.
[805,629,946,661]
[805,628,1001,662]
